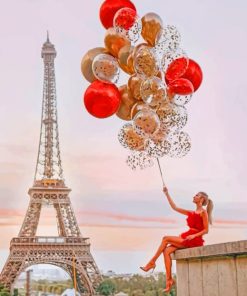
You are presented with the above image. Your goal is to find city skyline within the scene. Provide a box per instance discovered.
[0,0,247,274]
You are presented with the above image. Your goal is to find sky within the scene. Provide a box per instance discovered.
[0,0,247,276]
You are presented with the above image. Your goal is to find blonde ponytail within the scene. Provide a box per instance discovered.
[199,192,214,225]
[206,198,214,225]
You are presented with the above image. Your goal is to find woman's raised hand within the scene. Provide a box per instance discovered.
[163,186,169,195]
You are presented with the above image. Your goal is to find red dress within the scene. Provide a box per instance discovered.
[180,211,205,248]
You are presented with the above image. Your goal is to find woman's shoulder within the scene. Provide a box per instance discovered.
[187,210,195,216]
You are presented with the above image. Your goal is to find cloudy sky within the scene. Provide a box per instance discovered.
[0,0,247,275]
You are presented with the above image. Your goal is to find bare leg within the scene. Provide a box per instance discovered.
[163,245,178,280]
[149,236,185,263]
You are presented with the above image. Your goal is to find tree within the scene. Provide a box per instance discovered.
[97,279,116,296]
[0,288,11,296]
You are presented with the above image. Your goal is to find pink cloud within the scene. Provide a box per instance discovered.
[0,208,247,228]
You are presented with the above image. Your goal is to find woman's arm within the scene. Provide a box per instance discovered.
[163,187,192,216]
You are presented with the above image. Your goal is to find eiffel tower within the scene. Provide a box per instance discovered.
[0,33,102,295]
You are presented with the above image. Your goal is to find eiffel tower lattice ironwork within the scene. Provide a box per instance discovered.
[0,33,102,295]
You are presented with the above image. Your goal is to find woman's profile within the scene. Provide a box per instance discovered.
[140,186,214,293]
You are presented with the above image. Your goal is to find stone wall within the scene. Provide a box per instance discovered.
[172,240,247,296]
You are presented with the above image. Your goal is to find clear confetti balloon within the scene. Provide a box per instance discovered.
[150,123,169,143]
[172,93,193,106]
[118,123,146,151]
[156,102,188,131]
[130,101,149,119]
[162,48,189,81]
[126,151,154,170]
[133,109,160,137]
[146,138,171,158]
[155,25,181,54]
[134,47,159,77]
[167,130,191,158]
[92,53,120,84]
[140,77,167,107]
[114,7,142,43]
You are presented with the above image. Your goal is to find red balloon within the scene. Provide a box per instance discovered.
[84,80,121,118]
[181,59,203,92]
[165,57,188,82]
[100,0,136,29]
[168,78,194,95]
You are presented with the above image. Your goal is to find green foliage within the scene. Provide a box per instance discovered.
[0,285,11,296]
[97,279,116,296]
[101,273,176,296]
[31,279,73,295]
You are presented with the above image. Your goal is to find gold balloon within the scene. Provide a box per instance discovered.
[118,45,135,75]
[128,74,143,101]
[104,28,131,58]
[81,47,107,82]
[141,13,163,46]
[116,85,137,121]
[132,43,150,59]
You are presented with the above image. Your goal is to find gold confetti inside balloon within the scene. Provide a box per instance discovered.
[141,13,163,46]
[130,101,148,119]
[133,109,160,137]
[132,42,150,59]
[155,25,181,53]
[146,138,171,158]
[156,102,188,131]
[104,27,131,57]
[92,53,120,84]
[118,45,135,74]
[140,77,167,107]
[128,74,143,100]
[134,47,159,77]
[118,123,146,151]
[116,85,137,121]
[126,151,153,170]
[81,47,107,82]
[150,123,168,144]
[167,130,191,158]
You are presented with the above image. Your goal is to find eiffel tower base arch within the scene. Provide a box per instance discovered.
[0,237,101,295]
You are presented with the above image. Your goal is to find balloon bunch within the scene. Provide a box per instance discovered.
[82,0,203,170]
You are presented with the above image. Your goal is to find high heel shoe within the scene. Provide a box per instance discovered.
[164,278,175,293]
[140,261,156,272]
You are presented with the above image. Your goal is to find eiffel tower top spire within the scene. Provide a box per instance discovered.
[34,33,64,185]
[47,30,50,42]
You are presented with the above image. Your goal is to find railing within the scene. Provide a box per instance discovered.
[11,236,90,245]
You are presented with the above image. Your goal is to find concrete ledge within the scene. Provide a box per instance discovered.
[171,240,247,260]
[172,240,247,296]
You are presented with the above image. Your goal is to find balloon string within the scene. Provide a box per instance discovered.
[156,158,166,187]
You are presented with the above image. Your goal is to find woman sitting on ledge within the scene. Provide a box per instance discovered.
[140,187,214,294]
